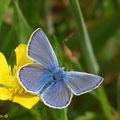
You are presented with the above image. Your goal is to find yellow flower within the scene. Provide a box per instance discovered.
[0,44,40,109]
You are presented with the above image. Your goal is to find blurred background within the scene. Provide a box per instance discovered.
[0,0,120,120]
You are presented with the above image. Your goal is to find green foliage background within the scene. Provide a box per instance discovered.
[0,0,120,120]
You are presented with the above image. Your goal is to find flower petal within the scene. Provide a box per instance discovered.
[15,44,32,68]
[0,52,10,85]
[13,93,40,109]
[0,87,11,100]
[13,44,39,109]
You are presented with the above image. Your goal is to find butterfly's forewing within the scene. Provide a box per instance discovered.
[18,63,52,93]
[28,28,58,68]
[65,72,103,95]
[40,81,73,109]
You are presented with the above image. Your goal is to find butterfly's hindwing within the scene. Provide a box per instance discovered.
[65,72,103,95]
[40,80,73,109]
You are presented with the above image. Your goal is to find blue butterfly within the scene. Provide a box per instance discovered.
[18,28,103,109]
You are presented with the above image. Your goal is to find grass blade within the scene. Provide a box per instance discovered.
[69,0,99,73]
[69,0,112,119]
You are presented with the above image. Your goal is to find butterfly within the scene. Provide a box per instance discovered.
[18,28,103,109]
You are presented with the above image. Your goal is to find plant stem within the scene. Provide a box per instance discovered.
[117,74,120,113]
[30,107,42,120]
[69,0,112,119]
[63,108,68,120]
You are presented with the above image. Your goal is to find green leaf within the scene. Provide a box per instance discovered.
[1,26,17,60]
[97,86,112,120]
[117,74,120,113]
[0,0,10,28]
[49,108,68,120]
[13,0,32,43]
[30,106,42,120]
[8,104,30,120]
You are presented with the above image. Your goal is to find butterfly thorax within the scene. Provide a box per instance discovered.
[51,67,66,81]
[38,67,66,95]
